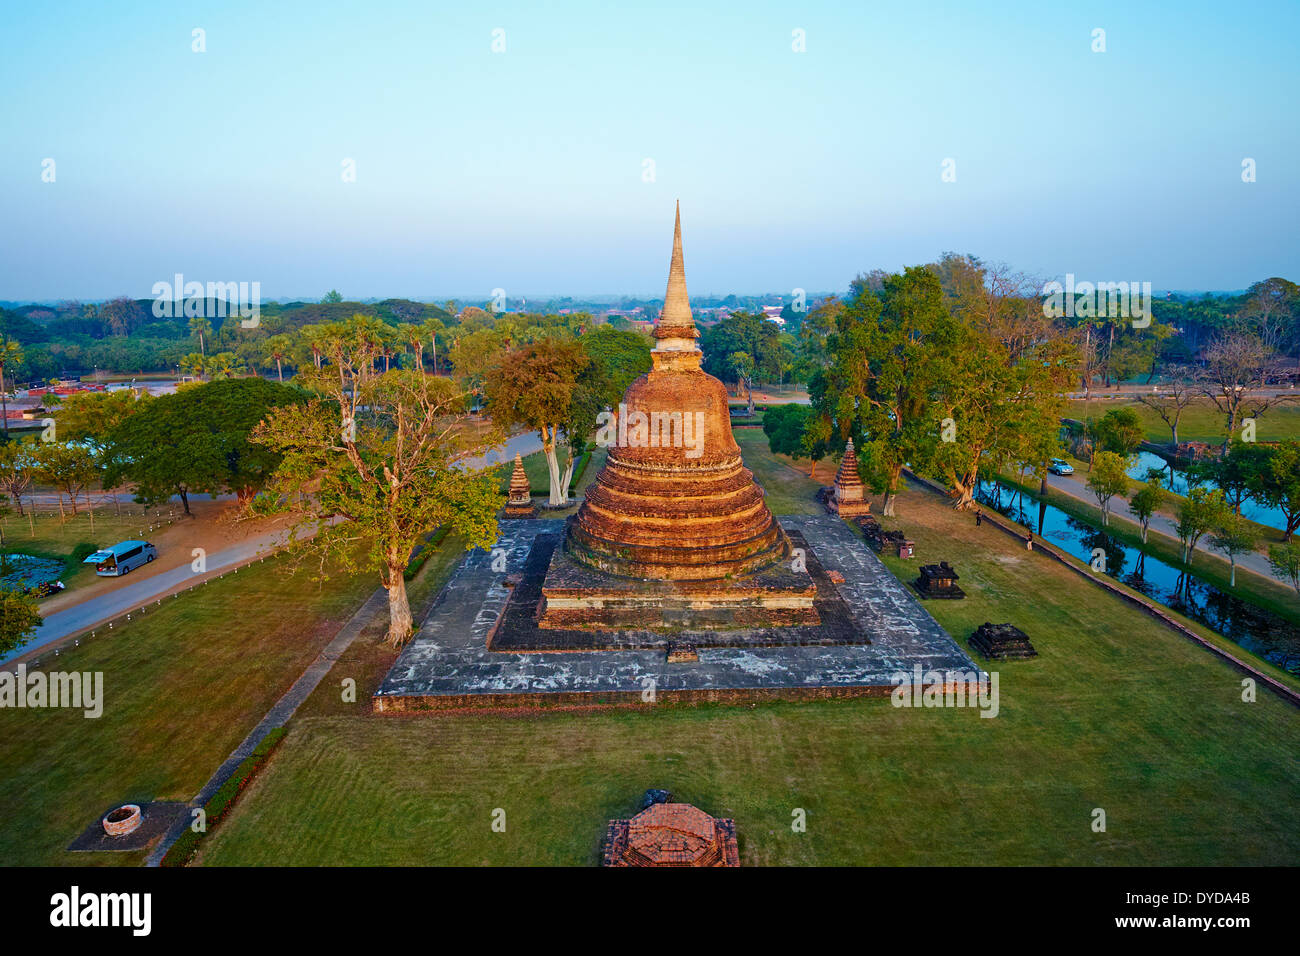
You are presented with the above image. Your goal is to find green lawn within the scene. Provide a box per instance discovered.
[1066,396,1300,445]
[198,453,1300,866]
[0,549,378,866]
[497,446,608,518]
[734,428,823,514]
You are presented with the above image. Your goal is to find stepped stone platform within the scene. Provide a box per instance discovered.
[492,529,856,650]
[373,516,981,711]
[969,622,1038,660]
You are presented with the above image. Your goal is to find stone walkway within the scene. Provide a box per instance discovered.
[144,585,389,866]
[375,516,982,709]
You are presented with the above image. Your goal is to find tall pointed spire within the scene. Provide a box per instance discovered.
[654,201,699,355]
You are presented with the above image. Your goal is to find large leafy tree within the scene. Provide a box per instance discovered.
[924,261,1076,510]
[1090,407,1146,458]
[1189,440,1273,516]
[485,339,591,506]
[34,441,100,517]
[699,311,787,409]
[104,377,304,513]
[52,388,150,451]
[252,326,502,646]
[1255,440,1300,541]
[0,587,43,657]
[814,268,954,516]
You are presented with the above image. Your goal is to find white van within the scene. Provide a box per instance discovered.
[84,540,158,577]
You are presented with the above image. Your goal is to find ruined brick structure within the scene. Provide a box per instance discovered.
[602,802,740,867]
[536,204,818,630]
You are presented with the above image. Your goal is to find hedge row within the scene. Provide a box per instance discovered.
[403,525,450,581]
[160,726,288,867]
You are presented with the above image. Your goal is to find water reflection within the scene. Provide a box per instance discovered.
[1127,450,1288,531]
[978,481,1300,674]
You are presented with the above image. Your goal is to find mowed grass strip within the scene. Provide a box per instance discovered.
[200,478,1300,866]
[0,550,376,865]
[1065,397,1300,445]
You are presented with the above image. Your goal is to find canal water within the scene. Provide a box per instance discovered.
[977,482,1300,674]
[0,553,64,589]
[1127,450,1289,532]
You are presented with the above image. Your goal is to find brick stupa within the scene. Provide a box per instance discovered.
[537,203,818,630]
[602,802,740,867]
[503,454,536,518]
[825,439,873,518]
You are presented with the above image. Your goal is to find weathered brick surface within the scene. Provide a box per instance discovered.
[602,803,740,867]
[373,516,981,711]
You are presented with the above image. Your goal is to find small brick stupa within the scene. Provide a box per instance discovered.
[602,802,739,867]
[825,439,873,518]
[503,454,536,518]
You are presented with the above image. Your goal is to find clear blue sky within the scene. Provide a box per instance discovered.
[1,0,1297,301]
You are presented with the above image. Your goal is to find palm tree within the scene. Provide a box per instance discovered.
[0,338,24,439]
[300,324,327,369]
[180,352,206,380]
[397,323,426,369]
[205,352,238,379]
[264,334,293,382]
[188,316,212,356]
[422,316,445,374]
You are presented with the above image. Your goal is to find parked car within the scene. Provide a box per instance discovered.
[83,540,157,577]
[1048,457,1075,476]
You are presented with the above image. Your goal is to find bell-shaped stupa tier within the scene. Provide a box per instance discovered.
[564,202,791,582]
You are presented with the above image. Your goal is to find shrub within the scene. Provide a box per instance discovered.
[160,727,288,866]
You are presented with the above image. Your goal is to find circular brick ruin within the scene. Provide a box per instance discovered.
[102,804,142,837]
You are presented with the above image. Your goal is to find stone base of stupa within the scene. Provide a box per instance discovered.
[826,493,873,519]
[536,542,819,631]
[503,499,537,519]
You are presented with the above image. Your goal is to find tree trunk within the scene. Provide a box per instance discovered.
[882,490,897,517]
[178,487,191,516]
[542,430,564,506]
[558,448,575,502]
[1,367,8,439]
[384,566,414,647]
[1229,558,1236,588]
[66,488,78,516]
[276,359,283,382]
[952,482,976,511]
[10,492,22,517]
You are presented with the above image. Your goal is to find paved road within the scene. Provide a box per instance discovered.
[463,430,544,470]
[1041,470,1288,585]
[1,526,296,666]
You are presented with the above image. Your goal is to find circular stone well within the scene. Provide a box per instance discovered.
[102,804,142,837]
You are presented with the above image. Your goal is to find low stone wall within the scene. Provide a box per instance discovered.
[900,469,1300,709]
[373,682,897,713]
